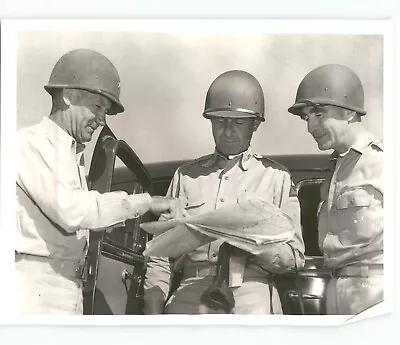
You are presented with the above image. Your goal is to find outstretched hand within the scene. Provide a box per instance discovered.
[150,196,188,219]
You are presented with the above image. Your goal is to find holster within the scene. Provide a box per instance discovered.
[200,242,235,313]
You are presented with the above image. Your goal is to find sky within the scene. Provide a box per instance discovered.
[15,24,384,167]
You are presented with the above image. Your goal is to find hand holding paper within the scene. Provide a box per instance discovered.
[140,198,295,257]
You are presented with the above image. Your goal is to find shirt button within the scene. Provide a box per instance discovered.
[220,198,225,202]
[224,176,229,180]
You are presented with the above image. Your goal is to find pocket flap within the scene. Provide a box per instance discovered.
[185,195,206,210]
[337,189,372,209]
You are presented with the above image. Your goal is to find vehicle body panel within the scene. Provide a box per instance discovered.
[86,126,332,315]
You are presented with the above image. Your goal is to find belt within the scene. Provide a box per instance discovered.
[182,265,218,279]
[15,253,85,279]
[182,264,274,280]
[331,264,383,278]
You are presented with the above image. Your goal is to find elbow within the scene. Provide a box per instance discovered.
[55,213,82,233]
[52,206,87,233]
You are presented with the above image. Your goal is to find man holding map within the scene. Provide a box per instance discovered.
[144,70,305,314]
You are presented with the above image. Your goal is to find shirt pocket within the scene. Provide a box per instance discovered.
[334,188,378,246]
[336,188,373,209]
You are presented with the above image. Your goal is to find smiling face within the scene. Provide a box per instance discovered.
[300,104,351,153]
[211,117,259,156]
[63,89,112,143]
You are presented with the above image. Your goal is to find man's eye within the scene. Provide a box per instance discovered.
[300,114,309,121]
[235,119,245,124]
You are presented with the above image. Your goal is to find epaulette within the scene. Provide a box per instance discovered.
[254,155,290,173]
[194,153,215,163]
[178,153,214,174]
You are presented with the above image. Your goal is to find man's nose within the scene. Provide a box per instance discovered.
[223,119,233,136]
[307,115,318,133]
[96,112,107,126]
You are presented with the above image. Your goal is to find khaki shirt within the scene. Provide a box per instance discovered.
[16,117,152,262]
[145,147,305,300]
[318,131,383,268]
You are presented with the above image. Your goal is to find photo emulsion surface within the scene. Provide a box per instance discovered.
[1,20,391,325]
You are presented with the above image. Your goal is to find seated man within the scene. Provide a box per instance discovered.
[144,70,305,314]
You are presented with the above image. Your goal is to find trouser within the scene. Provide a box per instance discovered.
[326,274,383,315]
[165,272,282,315]
[15,255,84,315]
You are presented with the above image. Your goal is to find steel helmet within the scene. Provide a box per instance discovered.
[288,64,366,116]
[44,49,124,115]
[203,70,265,122]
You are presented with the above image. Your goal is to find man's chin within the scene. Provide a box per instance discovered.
[217,145,246,156]
[316,141,331,151]
[81,132,93,143]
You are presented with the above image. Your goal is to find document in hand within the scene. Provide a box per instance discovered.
[141,199,295,258]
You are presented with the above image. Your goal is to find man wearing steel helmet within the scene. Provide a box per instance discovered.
[288,64,383,315]
[16,49,182,314]
[144,70,305,314]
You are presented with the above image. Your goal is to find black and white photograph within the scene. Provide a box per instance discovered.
[0,19,394,326]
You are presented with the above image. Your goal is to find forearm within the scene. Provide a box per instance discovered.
[251,171,305,273]
[17,177,152,232]
[17,139,153,232]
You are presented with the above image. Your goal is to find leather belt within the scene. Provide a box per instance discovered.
[15,253,84,279]
[331,264,383,278]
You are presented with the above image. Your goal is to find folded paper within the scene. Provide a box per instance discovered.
[141,198,295,258]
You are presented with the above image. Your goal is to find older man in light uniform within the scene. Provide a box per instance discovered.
[144,70,305,314]
[288,64,383,315]
[16,49,182,314]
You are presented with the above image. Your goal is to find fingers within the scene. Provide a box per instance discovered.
[150,196,188,220]
[167,198,186,219]
[181,208,190,218]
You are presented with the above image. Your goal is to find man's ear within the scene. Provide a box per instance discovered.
[344,109,357,123]
[62,89,76,107]
[253,119,261,132]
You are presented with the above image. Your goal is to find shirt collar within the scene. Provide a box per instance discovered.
[200,146,254,171]
[330,131,378,167]
[331,131,377,159]
[350,131,377,154]
[41,117,85,155]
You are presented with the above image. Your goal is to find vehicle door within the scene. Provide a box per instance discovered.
[276,177,331,315]
[83,125,152,315]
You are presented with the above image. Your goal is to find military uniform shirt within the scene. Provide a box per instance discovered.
[16,117,152,262]
[145,147,305,300]
[318,131,383,268]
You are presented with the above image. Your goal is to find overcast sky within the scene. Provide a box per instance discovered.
[16,26,383,166]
